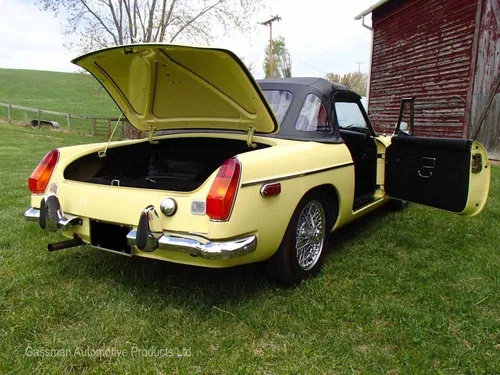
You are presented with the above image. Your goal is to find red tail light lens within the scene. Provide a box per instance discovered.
[206,157,241,221]
[28,149,59,194]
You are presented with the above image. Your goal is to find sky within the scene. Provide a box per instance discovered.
[0,0,375,79]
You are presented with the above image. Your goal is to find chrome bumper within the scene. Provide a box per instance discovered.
[24,194,82,231]
[126,230,257,259]
[25,197,256,260]
[24,207,40,221]
[125,205,256,259]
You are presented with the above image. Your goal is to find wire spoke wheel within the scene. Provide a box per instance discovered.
[295,200,326,271]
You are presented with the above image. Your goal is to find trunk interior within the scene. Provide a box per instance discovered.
[64,137,269,192]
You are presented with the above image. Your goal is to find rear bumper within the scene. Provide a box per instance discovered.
[126,230,256,259]
[24,196,257,260]
[24,207,40,221]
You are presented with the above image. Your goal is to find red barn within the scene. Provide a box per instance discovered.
[356,0,500,159]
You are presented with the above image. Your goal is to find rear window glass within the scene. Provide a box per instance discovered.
[295,94,331,132]
[262,90,293,124]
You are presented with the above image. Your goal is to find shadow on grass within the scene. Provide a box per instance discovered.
[52,204,399,306]
[326,203,396,254]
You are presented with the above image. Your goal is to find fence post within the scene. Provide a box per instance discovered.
[7,104,11,123]
[67,113,71,130]
[91,118,96,136]
[37,109,41,128]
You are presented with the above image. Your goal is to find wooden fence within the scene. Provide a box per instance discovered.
[0,101,127,137]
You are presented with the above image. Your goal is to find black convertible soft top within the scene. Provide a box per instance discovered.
[257,77,362,143]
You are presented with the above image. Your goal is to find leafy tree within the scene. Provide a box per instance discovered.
[263,36,292,78]
[325,73,341,85]
[325,71,368,96]
[38,0,265,53]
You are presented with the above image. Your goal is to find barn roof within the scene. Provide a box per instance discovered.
[354,0,392,20]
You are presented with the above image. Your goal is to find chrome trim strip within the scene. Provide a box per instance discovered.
[241,162,354,188]
[352,197,384,213]
[90,245,134,258]
[126,230,257,259]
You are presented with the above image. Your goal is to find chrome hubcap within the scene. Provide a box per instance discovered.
[295,200,326,271]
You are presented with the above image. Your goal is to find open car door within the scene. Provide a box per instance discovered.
[385,136,490,216]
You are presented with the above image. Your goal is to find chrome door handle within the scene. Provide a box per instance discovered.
[418,170,432,179]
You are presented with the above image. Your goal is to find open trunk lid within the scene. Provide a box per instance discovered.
[72,44,278,134]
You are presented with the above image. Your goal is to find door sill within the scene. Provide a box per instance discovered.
[352,197,383,213]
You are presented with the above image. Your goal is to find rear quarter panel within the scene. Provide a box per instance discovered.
[217,137,355,262]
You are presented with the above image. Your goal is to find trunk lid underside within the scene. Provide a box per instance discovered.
[72,44,278,134]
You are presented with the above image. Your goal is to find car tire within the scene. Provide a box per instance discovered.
[265,193,330,286]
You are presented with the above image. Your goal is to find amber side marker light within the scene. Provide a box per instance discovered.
[206,157,241,221]
[28,149,59,194]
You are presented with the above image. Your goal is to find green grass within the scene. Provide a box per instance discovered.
[1,122,499,374]
[0,68,119,134]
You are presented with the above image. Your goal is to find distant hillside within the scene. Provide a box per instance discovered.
[0,68,118,117]
[0,68,120,134]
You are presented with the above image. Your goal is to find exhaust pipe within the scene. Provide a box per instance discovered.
[48,235,84,252]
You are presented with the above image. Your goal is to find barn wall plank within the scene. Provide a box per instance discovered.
[369,0,478,137]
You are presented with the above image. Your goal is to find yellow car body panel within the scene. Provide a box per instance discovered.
[461,140,490,216]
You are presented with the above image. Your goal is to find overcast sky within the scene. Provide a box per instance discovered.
[0,0,375,79]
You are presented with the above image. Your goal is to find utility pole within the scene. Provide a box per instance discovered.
[261,15,281,78]
[355,61,365,73]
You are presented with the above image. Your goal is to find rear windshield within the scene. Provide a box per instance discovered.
[262,90,293,124]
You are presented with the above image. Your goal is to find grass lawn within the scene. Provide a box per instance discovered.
[0,68,119,135]
[0,122,499,374]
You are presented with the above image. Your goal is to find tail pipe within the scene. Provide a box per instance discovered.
[48,235,84,252]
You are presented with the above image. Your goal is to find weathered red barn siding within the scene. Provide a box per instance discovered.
[470,0,500,158]
[368,0,478,137]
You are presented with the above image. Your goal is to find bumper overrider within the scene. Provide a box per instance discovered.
[24,194,257,259]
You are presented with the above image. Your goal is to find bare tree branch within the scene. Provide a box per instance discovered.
[78,0,119,45]
[169,0,223,42]
[38,0,265,52]
[105,0,123,44]
[153,0,167,41]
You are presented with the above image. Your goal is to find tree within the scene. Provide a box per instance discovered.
[263,36,292,78]
[325,73,341,85]
[38,0,265,53]
[325,71,368,96]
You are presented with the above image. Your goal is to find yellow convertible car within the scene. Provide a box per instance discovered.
[24,44,490,285]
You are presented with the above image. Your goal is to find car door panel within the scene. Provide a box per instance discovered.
[385,136,490,215]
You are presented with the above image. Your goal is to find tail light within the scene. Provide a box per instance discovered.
[28,149,59,194]
[206,157,241,221]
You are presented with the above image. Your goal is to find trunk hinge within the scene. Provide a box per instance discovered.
[247,126,257,149]
[148,125,159,144]
[98,113,124,158]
